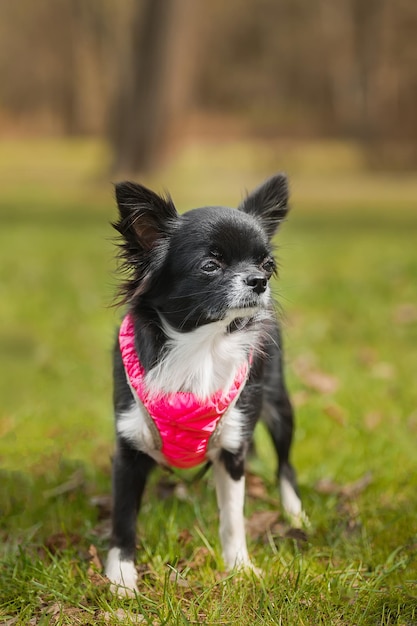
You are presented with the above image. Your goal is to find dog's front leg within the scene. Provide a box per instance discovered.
[106,439,154,596]
[213,450,253,571]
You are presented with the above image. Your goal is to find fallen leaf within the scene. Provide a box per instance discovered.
[393,303,417,325]
[178,528,193,546]
[246,473,269,500]
[324,404,346,426]
[44,532,82,555]
[357,347,378,366]
[340,472,373,499]
[88,544,103,571]
[45,602,61,617]
[87,568,108,588]
[292,390,310,408]
[87,543,108,587]
[364,411,383,431]
[246,510,279,540]
[371,362,395,380]
[293,355,339,394]
[284,527,308,546]
[301,370,339,394]
[246,473,280,506]
[315,473,372,499]
[315,477,340,496]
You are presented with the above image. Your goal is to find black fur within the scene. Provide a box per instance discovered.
[106,174,301,591]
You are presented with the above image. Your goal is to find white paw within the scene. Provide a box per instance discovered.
[240,560,264,578]
[105,547,138,597]
[286,509,311,529]
[225,558,264,579]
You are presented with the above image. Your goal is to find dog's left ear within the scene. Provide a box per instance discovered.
[238,174,289,239]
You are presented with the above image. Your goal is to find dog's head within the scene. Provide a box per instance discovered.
[113,175,289,331]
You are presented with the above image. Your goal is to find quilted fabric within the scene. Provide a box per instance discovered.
[119,314,249,469]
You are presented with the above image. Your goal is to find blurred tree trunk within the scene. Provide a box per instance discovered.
[351,0,384,141]
[108,0,198,174]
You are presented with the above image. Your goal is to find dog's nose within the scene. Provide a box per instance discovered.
[245,273,268,295]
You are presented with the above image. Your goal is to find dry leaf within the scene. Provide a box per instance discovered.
[44,532,82,555]
[88,568,108,588]
[357,346,378,366]
[324,404,346,426]
[178,528,193,546]
[45,602,61,617]
[246,510,279,540]
[365,411,383,431]
[246,473,279,506]
[393,303,417,325]
[88,544,103,571]
[293,355,339,394]
[315,473,372,499]
[284,527,308,546]
[292,390,310,408]
[246,473,269,500]
[315,477,340,496]
[371,362,395,380]
[301,370,339,394]
[340,472,373,498]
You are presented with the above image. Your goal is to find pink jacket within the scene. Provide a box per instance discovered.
[119,314,249,469]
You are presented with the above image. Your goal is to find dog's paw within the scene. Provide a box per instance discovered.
[241,560,264,579]
[286,509,311,530]
[105,548,138,597]
[224,550,264,579]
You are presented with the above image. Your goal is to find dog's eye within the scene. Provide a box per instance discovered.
[201,260,222,274]
[262,259,276,275]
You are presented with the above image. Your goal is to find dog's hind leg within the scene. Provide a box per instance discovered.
[106,439,155,596]
[263,382,307,527]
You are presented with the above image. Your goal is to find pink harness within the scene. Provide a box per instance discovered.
[119,314,250,469]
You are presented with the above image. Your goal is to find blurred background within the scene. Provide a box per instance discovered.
[1,0,417,171]
[0,0,416,478]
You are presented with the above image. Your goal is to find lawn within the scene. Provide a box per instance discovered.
[0,138,416,625]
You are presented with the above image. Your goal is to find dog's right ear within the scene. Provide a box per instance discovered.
[113,181,178,253]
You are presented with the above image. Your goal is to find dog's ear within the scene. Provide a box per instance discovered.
[238,174,289,239]
[112,182,179,302]
[113,181,178,252]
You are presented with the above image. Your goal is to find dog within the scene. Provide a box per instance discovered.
[105,174,305,596]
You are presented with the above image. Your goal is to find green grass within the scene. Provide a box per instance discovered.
[1,138,416,624]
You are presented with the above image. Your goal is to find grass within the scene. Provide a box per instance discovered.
[0,137,416,625]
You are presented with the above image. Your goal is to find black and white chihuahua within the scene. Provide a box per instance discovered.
[105,174,305,595]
